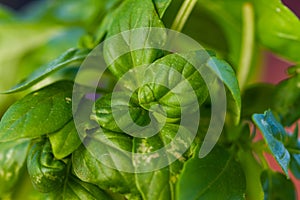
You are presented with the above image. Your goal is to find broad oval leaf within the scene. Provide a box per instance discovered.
[207,56,241,124]
[48,120,81,159]
[52,175,111,200]
[133,124,189,200]
[260,170,296,200]
[138,52,209,119]
[176,146,246,200]
[27,139,67,193]
[0,139,30,196]
[72,131,140,198]
[252,110,290,177]
[103,0,166,79]
[0,81,74,142]
[91,92,151,133]
[255,0,300,62]
[0,48,89,94]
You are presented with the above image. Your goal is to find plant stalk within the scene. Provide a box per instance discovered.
[237,2,255,91]
[171,0,198,32]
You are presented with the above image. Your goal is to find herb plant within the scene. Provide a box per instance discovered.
[0,0,300,199]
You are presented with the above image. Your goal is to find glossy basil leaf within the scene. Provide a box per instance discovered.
[254,0,300,62]
[0,139,30,196]
[72,132,140,198]
[104,0,165,79]
[91,92,150,133]
[242,84,275,119]
[252,110,290,177]
[207,57,241,124]
[0,81,73,142]
[260,170,296,200]
[48,120,81,159]
[27,139,67,193]
[153,0,172,18]
[272,74,300,126]
[0,48,89,94]
[138,52,209,119]
[53,175,111,200]
[176,146,246,199]
[133,124,188,200]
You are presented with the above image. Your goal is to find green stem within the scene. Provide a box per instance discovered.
[171,0,198,32]
[238,150,264,200]
[237,2,255,91]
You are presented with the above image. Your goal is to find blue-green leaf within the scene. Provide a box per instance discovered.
[252,110,290,177]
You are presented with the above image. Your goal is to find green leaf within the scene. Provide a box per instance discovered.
[72,132,140,198]
[237,150,264,200]
[207,57,241,124]
[133,124,189,200]
[198,0,244,68]
[0,48,89,94]
[285,125,300,179]
[104,0,165,79]
[27,139,67,193]
[53,175,112,200]
[153,0,172,18]
[260,170,296,200]
[0,81,73,142]
[181,3,229,54]
[254,0,300,62]
[138,52,209,119]
[176,146,246,199]
[290,154,300,179]
[0,139,30,196]
[252,110,290,177]
[91,92,151,133]
[272,74,300,126]
[49,120,81,159]
[242,84,275,119]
